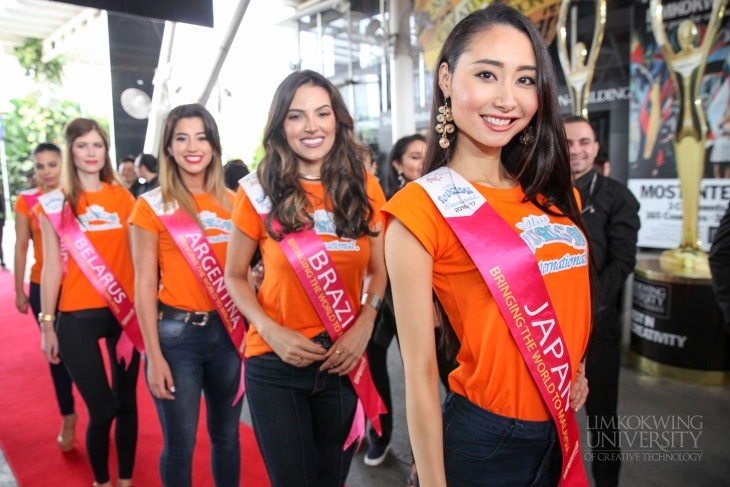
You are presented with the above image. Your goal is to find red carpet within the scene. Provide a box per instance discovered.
[0,270,270,486]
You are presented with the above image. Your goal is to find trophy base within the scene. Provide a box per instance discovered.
[659,247,711,279]
[630,259,729,386]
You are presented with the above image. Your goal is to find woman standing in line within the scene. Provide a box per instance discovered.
[14,142,77,451]
[130,104,243,487]
[383,5,591,486]
[39,119,139,487]
[225,70,387,487]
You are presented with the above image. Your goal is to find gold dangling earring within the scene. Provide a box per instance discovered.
[519,126,533,146]
[435,99,455,149]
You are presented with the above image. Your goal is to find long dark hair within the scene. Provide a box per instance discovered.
[383,133,426,200]
[426,4,596,357]
[257,70,375,240]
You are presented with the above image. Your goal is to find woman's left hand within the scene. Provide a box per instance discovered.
[320,310,375,376]
[571,360,589,412]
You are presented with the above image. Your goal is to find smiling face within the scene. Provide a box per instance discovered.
[439,25,539,152]
[283,84,337,173]
[565,120,599,179]
[71,130,107,177]
[167,117,214,178]
[33,150,62,190]
[393,139,426,183]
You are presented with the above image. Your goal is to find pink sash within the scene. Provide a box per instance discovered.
[416,167,589,486]
[141,189,246,405]
[22,189,70,276]
[38,189,144,369]
[240,173,386,450]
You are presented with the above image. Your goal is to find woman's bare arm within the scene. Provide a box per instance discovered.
[385,217,446,487]
[321,222,388,375]
[14,213,31,313]
[224,226,326,365]
[39,214,62,364]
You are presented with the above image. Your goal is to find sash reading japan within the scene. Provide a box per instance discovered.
[141,188,247,405]
[416,166,589,486]
[38,189,144,369]
[240,173,386,450]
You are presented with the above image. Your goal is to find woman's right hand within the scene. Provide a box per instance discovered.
[263,323,327,367]
[41,327,61,365]
[15,292,29,314]
[147,355,176,400]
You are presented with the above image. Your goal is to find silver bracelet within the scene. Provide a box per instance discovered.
[360,292,382,312]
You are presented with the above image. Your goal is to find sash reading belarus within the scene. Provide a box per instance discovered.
[38,189,144,369]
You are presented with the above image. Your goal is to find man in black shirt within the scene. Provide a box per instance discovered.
[565,115,640,487]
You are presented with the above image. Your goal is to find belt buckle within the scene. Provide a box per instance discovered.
[187,312,209,326]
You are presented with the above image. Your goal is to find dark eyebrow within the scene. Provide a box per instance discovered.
[287,104,332,113]
[472,59,537,71]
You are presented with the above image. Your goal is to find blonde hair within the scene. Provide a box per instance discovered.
[158,104,231,226]
[62,118,122,214]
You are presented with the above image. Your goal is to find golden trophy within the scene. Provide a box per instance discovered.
[650,0,726,277]
[556,0,607,119]
[630,0,729,385]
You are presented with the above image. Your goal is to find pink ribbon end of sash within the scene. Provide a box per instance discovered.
[344,400,365,452]
[232,361,246,406]
[116,332,135,371]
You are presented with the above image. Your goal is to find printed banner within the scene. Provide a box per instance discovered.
[628,179,730,250]
[629,0,730,248]
[414,0,562,69]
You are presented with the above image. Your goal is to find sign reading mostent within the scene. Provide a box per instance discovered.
[627,179,730,250]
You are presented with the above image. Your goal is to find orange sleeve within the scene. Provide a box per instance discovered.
[231,187,265,241]
[14,195,30,218]
[129,197,164,234]
[381,182,445,259]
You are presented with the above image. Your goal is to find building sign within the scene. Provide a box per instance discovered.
[629,0,730,249]
[414,0,562,70]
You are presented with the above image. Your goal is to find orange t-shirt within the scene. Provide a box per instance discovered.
[39,183,136,312]
[129,189,235,312]
[382,181,591,421]
[232,172,387,358]
[14,189,44,284]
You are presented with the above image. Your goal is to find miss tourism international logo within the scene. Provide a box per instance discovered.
[516,215,587,275]
[200,210,232,243]
[78,205,122,232]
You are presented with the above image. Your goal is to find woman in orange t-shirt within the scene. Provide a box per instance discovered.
[13,142,77,451]
[38,119,139,487]
[130,104,242,487]
[382,6,592,486]
[225,70,387,487]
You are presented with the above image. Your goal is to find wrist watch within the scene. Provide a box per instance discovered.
[360,293,382,312]
[38,313,55,323]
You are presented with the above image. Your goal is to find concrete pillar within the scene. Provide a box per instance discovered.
[389,0,416,142]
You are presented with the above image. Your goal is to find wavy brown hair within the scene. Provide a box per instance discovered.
[425,4,597,357]
[62,118,123,216]
[257,70,376,240]
[158,104,231,227]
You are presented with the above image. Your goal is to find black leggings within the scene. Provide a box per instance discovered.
[29,283,75,416]
[57,308,140,483]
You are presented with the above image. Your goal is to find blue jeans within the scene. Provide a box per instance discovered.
[442,392,561,486]
[245,352,358,487]
[148,318,243,487]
